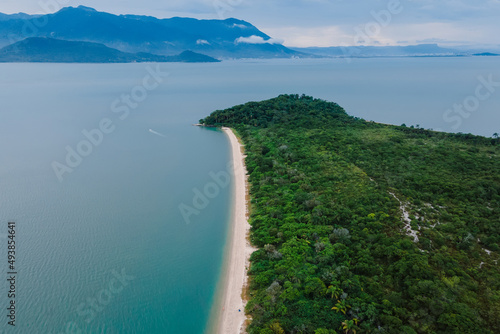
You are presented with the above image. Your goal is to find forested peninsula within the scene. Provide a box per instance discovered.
[201,95,500,334]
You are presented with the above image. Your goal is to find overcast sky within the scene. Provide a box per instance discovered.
[1,0,499,47]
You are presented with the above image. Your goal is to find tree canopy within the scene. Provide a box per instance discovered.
[201,94,500,334]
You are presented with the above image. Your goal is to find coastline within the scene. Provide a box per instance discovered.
[210,127,255,334]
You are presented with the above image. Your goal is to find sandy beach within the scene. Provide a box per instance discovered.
[216,127,255,334]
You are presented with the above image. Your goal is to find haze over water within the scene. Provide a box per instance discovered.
[0,57,498,333]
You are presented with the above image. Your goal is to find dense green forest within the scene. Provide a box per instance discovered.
[200,95,500,334]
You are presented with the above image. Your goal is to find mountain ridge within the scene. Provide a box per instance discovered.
[0,6,305,59]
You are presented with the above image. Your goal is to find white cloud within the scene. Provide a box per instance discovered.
[196,39,210,45]
[379,22,497,46]
[262,26,353,47]
[235,35,283,45]
[264,18,500,47]
[232,23,247,29]
[3,0,500,47]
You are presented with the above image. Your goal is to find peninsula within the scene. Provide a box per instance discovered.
[0,37,220,63]
[201,95,500,333]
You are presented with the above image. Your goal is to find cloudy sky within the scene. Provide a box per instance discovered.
[1,0,499,47]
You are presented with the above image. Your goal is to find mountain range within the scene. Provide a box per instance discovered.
[290,44,469,58]
[0,6,304,59]
[0,6,497,62]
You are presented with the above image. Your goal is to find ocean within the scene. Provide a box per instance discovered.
[0,57,498,333]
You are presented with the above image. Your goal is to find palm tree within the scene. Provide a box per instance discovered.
[341,319,359,334]
[326,285,341,299]
[332,299,350,314]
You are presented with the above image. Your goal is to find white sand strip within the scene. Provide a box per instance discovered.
[217,127,256,334]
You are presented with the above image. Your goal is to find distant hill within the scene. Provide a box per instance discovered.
[291,44,466,58]
[473,52,500,57]
[0,37,220,63]
[0,12,39,21]
[0,6,307,59]
[161,50,220,62]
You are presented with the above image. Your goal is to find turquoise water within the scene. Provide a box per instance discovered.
[0,63,233,333]
[0,58,499,333]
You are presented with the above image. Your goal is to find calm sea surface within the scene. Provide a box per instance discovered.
[0,57,498,333]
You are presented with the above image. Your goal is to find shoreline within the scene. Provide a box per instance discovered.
[211,127,255,334]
